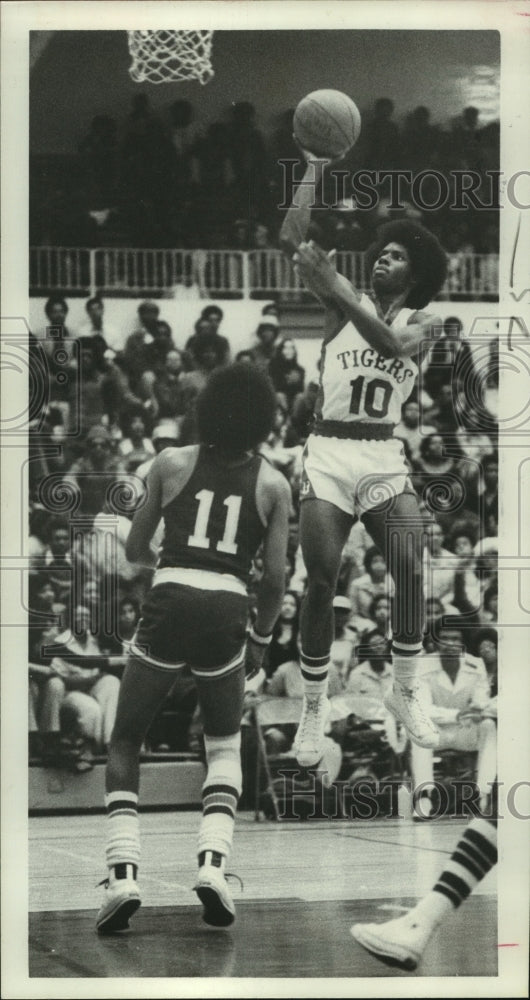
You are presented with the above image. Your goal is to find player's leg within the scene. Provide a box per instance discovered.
[97,655,177,934]
[191,662,246,927]
[296,497,353,766]
[351,816,497,969]
[363,491,439,749]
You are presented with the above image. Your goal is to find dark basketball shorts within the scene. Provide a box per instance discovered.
[129,567,249,679]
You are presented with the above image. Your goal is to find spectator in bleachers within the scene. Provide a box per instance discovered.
[348,546,394,621]
[362,97,402,171]
[64,424,127,518]
[291,366,320,442]
[394,398,438,464]
[330,595,359,684]
[70,336,109,431]
[345,630,393,703]
[401,106,441,171]
[149,349,185,418]
[423,521,458,607]
[265,590,301,679]
[28,571,65,620]
[249,317,280,371]
[43,602,121,758]
[118,412,155,473]
[36,516,86,607]
[479,583,497,626]
[268,338,305,413]
[135,419,181,482]
[101,349,149,430]
[475,628,497,694]
[123,301,161,390]
[78,114,119,208]
[76,296,121,353]
[184,315,230,369]
[411,620,497,818]
[412,434,460,510]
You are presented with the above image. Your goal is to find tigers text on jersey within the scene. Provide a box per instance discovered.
[158,445,265,584]
[317,295,418,426]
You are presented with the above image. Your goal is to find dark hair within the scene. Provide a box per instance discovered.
[48,517,70,538]
[364,545,385,572]
[369,593,391,618]
[201,305,223,321]
[366,221,448,309]
[196,363,276,452]
[45,295,68,319]
[86,296,103,312]
[482,453,498,471]
[419,432,444,459]
[475,627,497,649]
[138,301,159,317]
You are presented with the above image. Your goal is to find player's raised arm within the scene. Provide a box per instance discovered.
[279,154,328,257]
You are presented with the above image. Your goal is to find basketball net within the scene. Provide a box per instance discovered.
[127,30,214,85]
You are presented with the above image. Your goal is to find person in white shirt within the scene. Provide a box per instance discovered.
[76,296,122,352]
[411,622,496,818]
[394,398,437,464]
[423,521,458,605]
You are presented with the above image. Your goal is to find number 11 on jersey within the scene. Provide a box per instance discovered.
[188,489,242,554]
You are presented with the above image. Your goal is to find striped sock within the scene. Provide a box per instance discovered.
[414,818,498,925]
[104,790,140,876]
[391,640,424,686]
[300,650,329,696]
[197,733,242,862]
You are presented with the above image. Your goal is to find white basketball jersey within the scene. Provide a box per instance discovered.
[317,295,418,425]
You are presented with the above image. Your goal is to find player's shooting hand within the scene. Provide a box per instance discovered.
[293,241,340,296]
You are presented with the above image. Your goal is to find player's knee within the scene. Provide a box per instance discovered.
[305,574,336,605]
[46,676,66,698]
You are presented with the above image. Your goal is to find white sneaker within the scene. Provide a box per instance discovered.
[96,876,141,934]
[351,910,435,970]
[194,865,236,927]
[293,695,330,767]
[385,683,439,749]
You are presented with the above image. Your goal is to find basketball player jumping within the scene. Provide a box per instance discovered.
[96,364,290,933]
[281,154,448,767]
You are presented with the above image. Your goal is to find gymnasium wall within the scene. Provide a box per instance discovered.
[29,297,499,378]
[30,30,500,155]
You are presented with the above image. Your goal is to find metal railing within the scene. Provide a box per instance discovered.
[30,247,499,300]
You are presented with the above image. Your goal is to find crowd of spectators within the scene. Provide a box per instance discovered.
[31,95,499,259]
[28,293,498,817]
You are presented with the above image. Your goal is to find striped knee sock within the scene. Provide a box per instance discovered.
[414,817,497,925]
[300,650,329,696]
[104,790,140,880]
[391,640,424,686]
[198,733,242,865]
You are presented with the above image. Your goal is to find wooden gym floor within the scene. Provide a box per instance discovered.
[28,811,496,981]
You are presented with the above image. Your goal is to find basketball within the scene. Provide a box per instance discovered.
[293,89,361,159]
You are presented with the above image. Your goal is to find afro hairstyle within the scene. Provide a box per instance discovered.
[196,363,276,453]
[366,220,448,309]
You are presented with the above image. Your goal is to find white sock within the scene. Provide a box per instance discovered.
[392,641,424,686]
[197,732,241,861]
[104,790,140,871]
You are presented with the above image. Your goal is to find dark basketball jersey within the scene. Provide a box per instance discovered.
[158,446,266,583]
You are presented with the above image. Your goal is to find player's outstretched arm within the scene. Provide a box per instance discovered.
[295,241,441,358]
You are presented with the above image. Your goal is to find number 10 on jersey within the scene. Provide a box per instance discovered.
[188,489,242,554]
